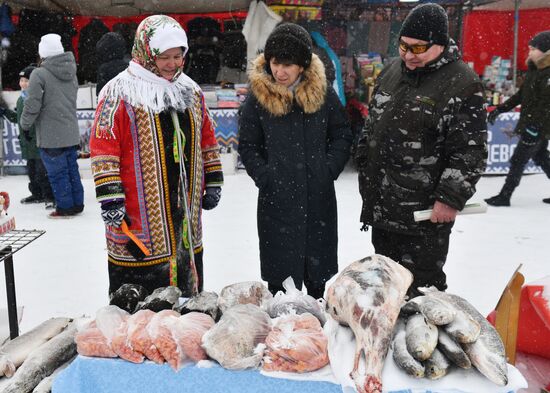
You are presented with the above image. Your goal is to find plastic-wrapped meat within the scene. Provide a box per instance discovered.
[173,312,215,361]
[202,304,271,370]
[217,281,273,314]
[127,310,164,364]
[137,286,182,312]
[111,317,144,363]
[95,305,130,343]
[109,283,149,314]
[326,255,413,393]
[175,291,220,321]
[75,322,117,358]
[264,277,327,325]
[147,310,184,370]
[263,313,329,373]
[76,305,129,359]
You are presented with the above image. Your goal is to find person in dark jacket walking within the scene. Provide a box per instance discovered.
[0,65,54,207]
[355,4,487,297]
[238,23,353,299]
[20,33,85,218]
[485,31,550,207]
[95,32,129,96]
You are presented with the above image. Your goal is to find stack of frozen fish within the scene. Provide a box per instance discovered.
[0,317,77,393]
[392,287,509,386]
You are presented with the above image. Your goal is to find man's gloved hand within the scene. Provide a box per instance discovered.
[487,109,500,125]
[202,186,221,210]
[0,107,6,116]
[522,127,541,144]
[101,201,128,228]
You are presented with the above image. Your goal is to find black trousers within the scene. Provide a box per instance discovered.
[108,250,204,296]
[267,271,326,299]
[501,135,550,198]
[27,158,53,200]
[371,226,451,297]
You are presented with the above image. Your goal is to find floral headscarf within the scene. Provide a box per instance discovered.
[132,15,189,82]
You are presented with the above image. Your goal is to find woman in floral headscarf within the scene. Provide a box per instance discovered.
[90,15,223,297]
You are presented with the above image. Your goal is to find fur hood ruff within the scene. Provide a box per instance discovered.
[249,53,327,116]
[536,49,550,70]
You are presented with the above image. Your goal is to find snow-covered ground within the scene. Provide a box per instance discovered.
[0,161,549,333]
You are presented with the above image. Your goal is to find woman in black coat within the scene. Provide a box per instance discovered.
[238,23,352,299]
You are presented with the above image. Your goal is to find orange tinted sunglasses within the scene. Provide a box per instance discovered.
[399,40,434,54]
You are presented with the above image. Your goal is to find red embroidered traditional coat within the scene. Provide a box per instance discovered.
[90,89,223,294]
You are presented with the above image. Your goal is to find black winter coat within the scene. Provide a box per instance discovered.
[496,50,550,139]
[356,40,487,235]
[78,19,109,84]
[239,54,352,287]
[95,32,129,95]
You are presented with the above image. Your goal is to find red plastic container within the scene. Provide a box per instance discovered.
[488,281,550,359]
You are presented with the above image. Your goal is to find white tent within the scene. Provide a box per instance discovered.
[3,0,253,17]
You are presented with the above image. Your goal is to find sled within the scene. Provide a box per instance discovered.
[494,264,524,365]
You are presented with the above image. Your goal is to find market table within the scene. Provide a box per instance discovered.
[53,354,525,393]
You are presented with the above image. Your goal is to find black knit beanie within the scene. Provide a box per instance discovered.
[19,65,36,80]
[400,3,449,46]
[529,31,550,53]
[264,23,312,71]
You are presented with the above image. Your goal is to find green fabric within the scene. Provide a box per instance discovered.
[13,96,40,160]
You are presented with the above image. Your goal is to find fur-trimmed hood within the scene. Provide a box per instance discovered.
[248,53,327,116]
[535,49,550,70]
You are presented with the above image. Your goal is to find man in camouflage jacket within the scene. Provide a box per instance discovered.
[355,4,487,296]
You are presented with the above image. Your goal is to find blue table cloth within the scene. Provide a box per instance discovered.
[52,356,520,393]
[53,356,342,393]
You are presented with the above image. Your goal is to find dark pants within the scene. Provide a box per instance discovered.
[371,226,451,297]
[108,251,204,296]
[500,135,550,198]
[40,146,84,211]
[27,158,53,200]
[267,272,326,299]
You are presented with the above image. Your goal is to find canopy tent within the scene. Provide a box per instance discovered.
[474,0,550,10]
[462,0,550,80]
[2,0,252,17]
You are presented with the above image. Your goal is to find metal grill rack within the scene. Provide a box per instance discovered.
[0,229,46,339]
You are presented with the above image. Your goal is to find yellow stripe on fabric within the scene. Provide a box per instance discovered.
[170,258,178,287]
[95,176,121,185]
[188,110,195,202]
[154,113,179,283]
[205,165,222,172]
